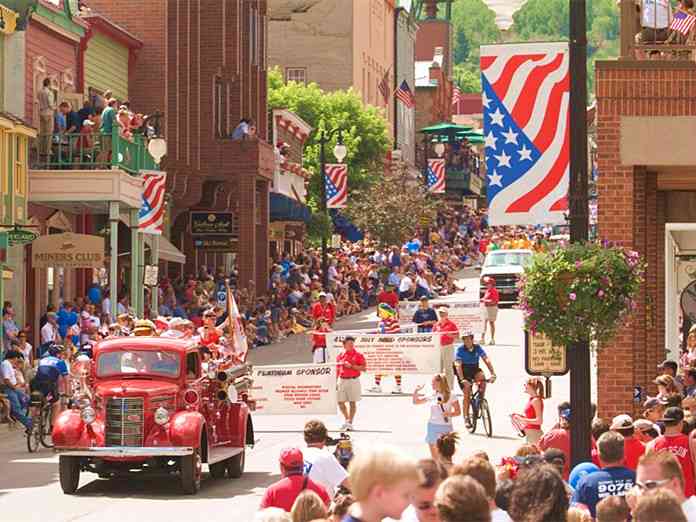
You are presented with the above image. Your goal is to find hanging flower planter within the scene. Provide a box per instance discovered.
[519,242,645,346]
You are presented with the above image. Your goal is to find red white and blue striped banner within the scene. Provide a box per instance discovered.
[480,42,569,225]
[325,164,348,208]
[138,170,167,234]
[427,158,446,194]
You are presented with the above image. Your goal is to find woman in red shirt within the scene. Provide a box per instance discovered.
[511,377,545,444]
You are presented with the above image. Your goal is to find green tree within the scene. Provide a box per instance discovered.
[451,0,501,68]
[267,67,391,211]
[453,63,482,93]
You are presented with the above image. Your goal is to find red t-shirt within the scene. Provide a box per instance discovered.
[312,302,336,324]
[652,434,695,497]
[377,290,399,310]
[482,287,500,306]
[312,326,330,349]
[336,349,366,379]
[479,238,489,254]
[523,397,543,431]
[623,436,646,471]
[259,474,330,512]
[538,428,571,479]
[433,318,459,346]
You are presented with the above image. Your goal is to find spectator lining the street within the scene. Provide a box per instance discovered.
[434,475,492,522]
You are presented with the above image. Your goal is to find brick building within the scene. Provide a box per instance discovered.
[87,0,275,290]
[594,1,696,416]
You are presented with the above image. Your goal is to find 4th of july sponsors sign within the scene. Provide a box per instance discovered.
[326,333,441,375]
[250,364,337,415]
[398,300,484,334]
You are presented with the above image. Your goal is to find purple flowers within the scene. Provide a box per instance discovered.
[597,289,605,298]
[568,292,577,301]
[575,260,583,269]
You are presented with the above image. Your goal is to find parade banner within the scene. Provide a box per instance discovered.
[398,300,484,335]
[250,364,337,415]
[326,333,440,375]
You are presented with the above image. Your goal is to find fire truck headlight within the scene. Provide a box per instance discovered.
[154,406,170,426]
[81,406,96,425]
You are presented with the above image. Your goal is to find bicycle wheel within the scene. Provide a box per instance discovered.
[27,416,41,453]
[40,406,54,448]
[481,399,493,438]
[467,397,478,434]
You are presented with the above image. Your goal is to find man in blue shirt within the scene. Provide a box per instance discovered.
[57,303,78,344]
[572,431,635,518]
[30,345,69,424]
[412,297,437,332]
[454,331,497,428]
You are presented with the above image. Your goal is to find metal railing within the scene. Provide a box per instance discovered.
[32,127,157,175]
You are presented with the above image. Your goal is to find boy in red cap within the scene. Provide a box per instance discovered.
[259,447,330,512]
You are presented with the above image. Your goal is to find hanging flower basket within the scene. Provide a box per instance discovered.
[518,242,645,346]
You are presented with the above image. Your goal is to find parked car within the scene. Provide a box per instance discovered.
[479,249,533,303]
[52,337,254,495]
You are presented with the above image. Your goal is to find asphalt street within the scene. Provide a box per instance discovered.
[0,270,594,522]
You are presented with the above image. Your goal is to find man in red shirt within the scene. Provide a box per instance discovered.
[336,335,366,431]
[481,276,499,345]
[610,414,645,471]
[647,407,695,497]
[311,292,336,325]
[259,447,330,511]
[432,307,459,388]
[538,406,572,479]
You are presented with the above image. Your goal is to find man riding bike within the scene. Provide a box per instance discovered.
[30,344,69,424]
[454,331,497,429]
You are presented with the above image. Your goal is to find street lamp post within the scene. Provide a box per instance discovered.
[146,112,167,317]
[317,128,346,289]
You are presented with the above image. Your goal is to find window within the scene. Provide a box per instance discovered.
[214,76,227,138]
[285,67,307,85]
[15,136,27,197]
[186,352,200,380]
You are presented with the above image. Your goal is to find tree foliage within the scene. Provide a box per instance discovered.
[451,0,501,67]
[454,63,482,94]
[342,172,442,247]
[267,68,391,211]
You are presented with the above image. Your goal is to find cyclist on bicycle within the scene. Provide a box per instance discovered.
[30,344,69,424]
[454,331,497,429]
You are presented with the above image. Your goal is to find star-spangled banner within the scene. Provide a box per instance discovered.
[138,170,167,234]
[325,164,348,208]
[480,42,569,225]
[426,158,445,194]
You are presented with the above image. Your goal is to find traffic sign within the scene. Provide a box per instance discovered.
[7,228,38,246]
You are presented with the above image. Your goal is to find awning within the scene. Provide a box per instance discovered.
[144,234,186,264]
[270,192,311,223]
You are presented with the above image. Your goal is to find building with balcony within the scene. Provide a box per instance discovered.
[594,1,696,417]
[86,0,275,291]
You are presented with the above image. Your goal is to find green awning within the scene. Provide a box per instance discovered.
[467,136,485,145]
[419,122,473,134]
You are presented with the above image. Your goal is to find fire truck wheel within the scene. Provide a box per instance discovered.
[59,456,80,494]
[227,449,245,479]
[181,448,202,494]
[209,461,227,479]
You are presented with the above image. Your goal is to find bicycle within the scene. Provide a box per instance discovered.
[467,379,493,437]
[27,392,55,453]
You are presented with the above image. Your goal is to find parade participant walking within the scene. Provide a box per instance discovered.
[412,374,461,459]
[454,332,496,430]
[302,420,349,494]
[312,293,336,326]
[336,336,366,431]
[511,377,545,444]
[260,447,330,512]
[480,276,499,345]
[311,318,331,364]
[369,303,402,394]
[412,297,437,333]
[433,308,459,389]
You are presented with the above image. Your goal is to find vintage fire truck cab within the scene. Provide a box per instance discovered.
[53,337,254,495]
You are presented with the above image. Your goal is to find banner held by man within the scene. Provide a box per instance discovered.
[250,364,337,415]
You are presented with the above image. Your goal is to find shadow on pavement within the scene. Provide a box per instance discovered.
[467,433,523,442]
[0,437,60,490]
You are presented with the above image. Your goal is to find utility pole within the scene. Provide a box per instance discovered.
[568,0,592,466]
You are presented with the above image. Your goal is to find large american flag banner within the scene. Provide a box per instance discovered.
[138,170,167,234]
[426,158,445,193]
[480,42,569,225]
[325,164,348,208]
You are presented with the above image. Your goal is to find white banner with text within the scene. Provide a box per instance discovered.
[398,300,484,334]
[250,364,337,415]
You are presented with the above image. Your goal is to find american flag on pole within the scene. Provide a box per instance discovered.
[426,158,446,193]
[226,281,248,363]
[138,170,167,234]
[452,86,464,106]
[670,10,696,36]
[396,80,415,108]
[480,42,569,225]
[378,67,391,103]
[325,164,348,208]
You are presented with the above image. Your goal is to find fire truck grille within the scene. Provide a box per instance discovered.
[105,397,144,447]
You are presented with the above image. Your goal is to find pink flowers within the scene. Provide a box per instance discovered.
[568,292,577,301]
[597,289,605,298]
[575,260,583,269]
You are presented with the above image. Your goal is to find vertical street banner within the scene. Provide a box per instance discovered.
[325,164,348,208]
[426,159,445,193]
[250,364,337,415]
[326,333,440,374]
[398,300,484,335]
[138,171,167,234]
[480,42,569,225]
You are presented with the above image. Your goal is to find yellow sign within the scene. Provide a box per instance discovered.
[32,233,105,269]
[0,5,18,35]
[525,331,568,376]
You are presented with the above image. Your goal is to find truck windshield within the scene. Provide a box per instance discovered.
[97,350,181,378]
[485,252,531,268]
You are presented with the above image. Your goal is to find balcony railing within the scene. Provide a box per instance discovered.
[32,127,158,174]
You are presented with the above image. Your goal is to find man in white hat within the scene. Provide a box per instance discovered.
[433,307,459,388]
[610,413,645,471]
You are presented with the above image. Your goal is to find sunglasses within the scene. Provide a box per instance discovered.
[636,479,670,491]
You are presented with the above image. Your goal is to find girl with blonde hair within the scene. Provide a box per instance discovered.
[291,490,328,522]
[413,373,461,458]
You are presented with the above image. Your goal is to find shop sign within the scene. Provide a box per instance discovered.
[193,237,238,252]
[144,265,159,287]
[190,212,235,236]
[7,228,39,246]
[31,233,104,269]
[468,174,483,195]
[285,224,304,240]
[525,331,568,376]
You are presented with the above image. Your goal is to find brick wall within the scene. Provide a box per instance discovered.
[595,61,696,417]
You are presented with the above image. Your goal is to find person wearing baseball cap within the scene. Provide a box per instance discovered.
[433,307,459,388]
[649,407,695,497]
[336,335,366,431]
[259,447,330,512]
[610,414,646,470]
[311,291,335,326]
